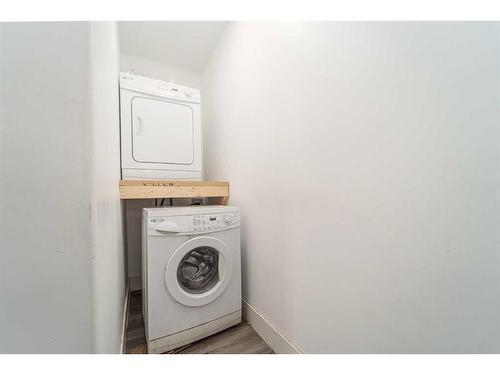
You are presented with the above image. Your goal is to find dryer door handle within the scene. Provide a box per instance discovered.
[154,221,181,233]
[135,115,144,135]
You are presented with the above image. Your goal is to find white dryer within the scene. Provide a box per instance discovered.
[120,72,202,180]
[142,206,241,353]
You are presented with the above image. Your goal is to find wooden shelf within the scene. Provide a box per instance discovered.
[119,180,230,205]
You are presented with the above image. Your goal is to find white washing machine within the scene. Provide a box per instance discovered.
[120,72,202,180]
[142,206,241,353]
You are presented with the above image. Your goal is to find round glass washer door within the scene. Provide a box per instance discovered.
[165,236,233,307]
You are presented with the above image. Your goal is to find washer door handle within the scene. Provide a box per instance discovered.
[154,221,181,233]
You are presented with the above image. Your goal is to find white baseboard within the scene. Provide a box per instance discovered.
[120,282,130,354]
[129,275,142,292]
[242,299,302,354]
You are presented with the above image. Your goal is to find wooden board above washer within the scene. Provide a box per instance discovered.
[119,180,230,205]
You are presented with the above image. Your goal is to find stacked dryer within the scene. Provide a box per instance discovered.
[120,72,202,180]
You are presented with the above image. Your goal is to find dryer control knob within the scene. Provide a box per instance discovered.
[224,216,232,224]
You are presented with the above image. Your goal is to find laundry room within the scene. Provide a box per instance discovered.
[2,4,500,372]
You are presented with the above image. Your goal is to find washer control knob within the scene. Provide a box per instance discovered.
[224,216,232,225]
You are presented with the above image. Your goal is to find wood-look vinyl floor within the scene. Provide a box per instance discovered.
[125,291,274,354]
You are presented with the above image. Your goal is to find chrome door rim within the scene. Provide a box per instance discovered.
[165,236,233,307]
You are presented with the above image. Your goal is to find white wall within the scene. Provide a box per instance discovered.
[120,53,201,88]
[202,22,500,353]
[118,22,227,72]
[0,21,126,353]
[89,22,127,354]
[0,22,94,353]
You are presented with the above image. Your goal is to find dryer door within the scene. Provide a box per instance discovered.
[131,96,194,165]
[165,236,234,307]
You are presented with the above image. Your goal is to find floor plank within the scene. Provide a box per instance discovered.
[125,291,274,354]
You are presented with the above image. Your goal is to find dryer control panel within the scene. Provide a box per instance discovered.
[120,72,201,103]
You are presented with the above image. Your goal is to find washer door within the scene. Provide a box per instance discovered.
[165,236,234,307]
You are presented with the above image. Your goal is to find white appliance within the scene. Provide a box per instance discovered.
[142,206,241,353]
[120,72,202,180]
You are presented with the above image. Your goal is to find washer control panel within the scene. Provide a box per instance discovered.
[192,213,239,232]
[147,211,240,234]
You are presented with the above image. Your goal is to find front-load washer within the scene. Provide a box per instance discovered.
[120,72,202,180]
[142,206,241,353]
